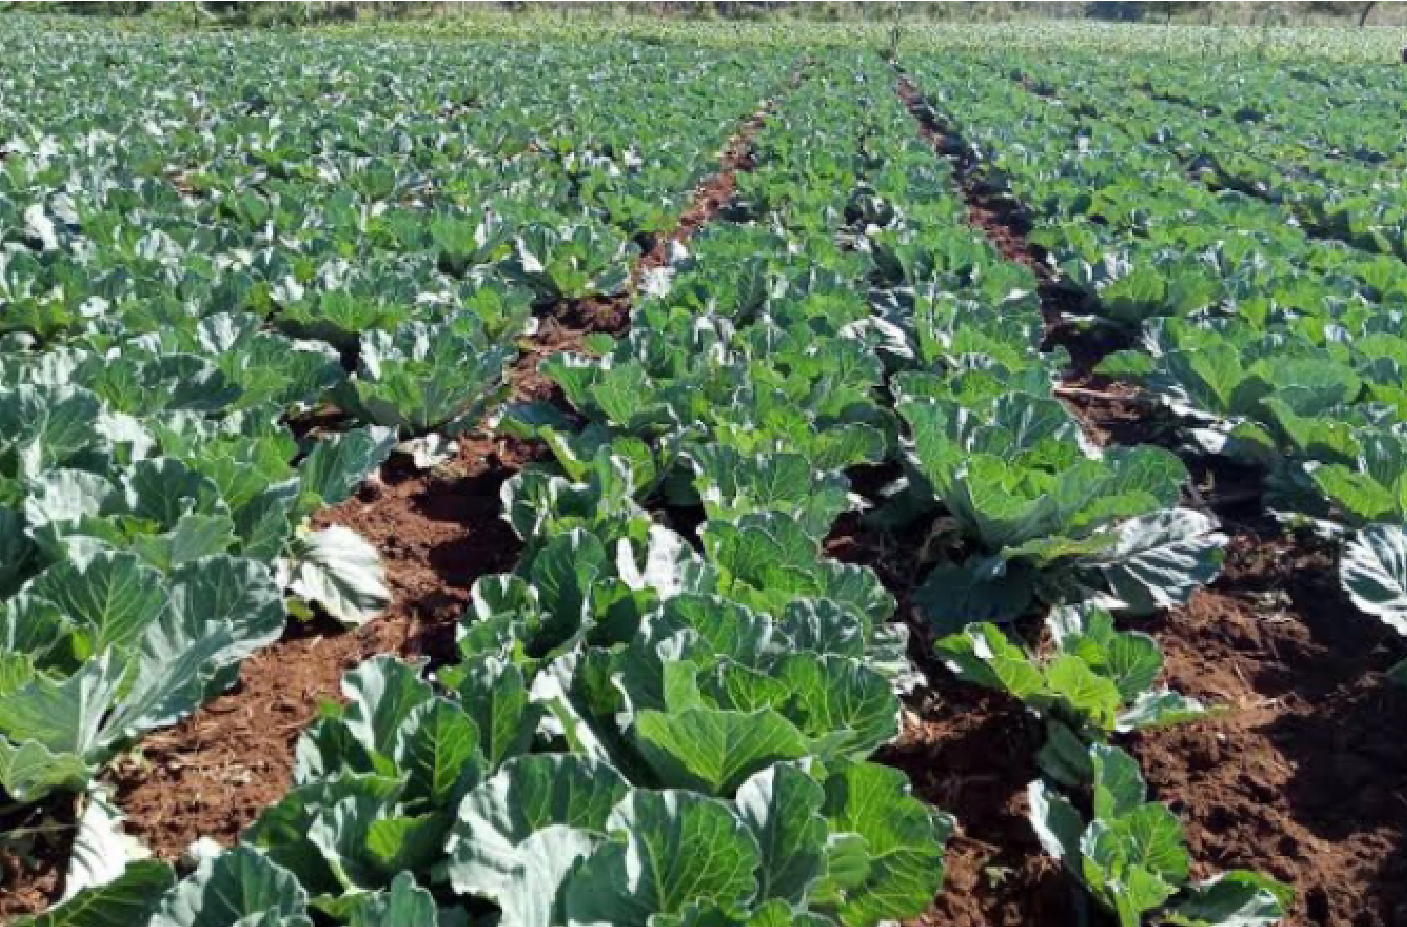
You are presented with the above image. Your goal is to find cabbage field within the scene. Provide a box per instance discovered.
[1,16,1405,927]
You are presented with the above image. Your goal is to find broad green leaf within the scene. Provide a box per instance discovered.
[295,713,380,784]
[565,790,762,924]
[820,762,952,926]
[299,426,397,509]
[130,514,239,573]
[698,660,793,714]
[776,655,898,760]
[526,529,609,633]
[1120,803,1190,884]
[1101,628,1164,703]
[776,598,862,659]
[1093,509,1224,615]
[363,813,446,877]
[913,560,1037,632]
[734,762,828,905]
[937,622,1046,700]
[1027,780,1083,866]
[0,385,103,478]
[449,654,541,768]
[1045,654,1123,732]
[1082,811,1184,924]
[654,594,775,665]
[0,504,34,593]
[616,524,715,601]
[0,738,92,802]
[244,773,403,895]
[496,826,600,927]
[810,832,871,908]
[634,707,810,796]
[305,794,442,893]
[29,552,170,656]
[1313,465,1403,525]
[396,696,482,811]
[1091,743,1147,820]
[151,847,313,927]
[446,754,629,899]
[340,656,435,761]
[107,558,286,738]
[343,322,513,434]
[1166,871,1293,927]
[0,593,72,662]
[1038,719,1096,787]
[233,480,300,562]
[0,653,124,757]
[690,446,851,542]
[23,469,114,532]
[170,556,286,652]
[117,457,221,530]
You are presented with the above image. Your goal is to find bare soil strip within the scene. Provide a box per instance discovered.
[826,503,1088,927]
[0,97,788,920]
[885,73,1407,927]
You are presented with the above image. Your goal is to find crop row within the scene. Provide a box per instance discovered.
[1123,54,1407,263]
[903,52,1407,674]
[881,66,1295,925]
[0,24,791,920]
[10,49,952,927]
[3,26,1361,927]
[997,49,1407,280]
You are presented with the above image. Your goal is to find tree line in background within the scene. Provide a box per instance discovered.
[6,0,1402,28]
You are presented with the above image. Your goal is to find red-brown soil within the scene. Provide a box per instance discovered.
[637,102,772,274]
[103,433,537,863]
[885,687,1085,927]
[826,492,1094,927]
[826,503,1101,927]
[1,800,75,919]
[94,314,600,873]
[1131,533,1407,927]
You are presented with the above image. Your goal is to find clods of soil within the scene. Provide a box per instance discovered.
[1131,532,1407,927]
[0,798,76,919]
[884,687,1098,927]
